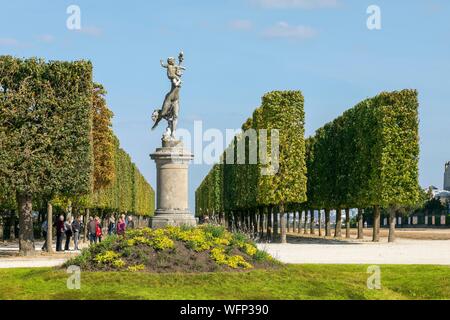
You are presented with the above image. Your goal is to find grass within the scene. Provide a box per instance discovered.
[0,264,448,300]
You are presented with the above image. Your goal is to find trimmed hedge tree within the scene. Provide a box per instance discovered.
[0,56,94,255]
[0,57,155,254]
[306,89,420,242]
[196,91,307,243]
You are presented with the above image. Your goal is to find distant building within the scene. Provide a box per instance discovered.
[445,161,450,191]
[429,185,450,204]
[435,190,450,204]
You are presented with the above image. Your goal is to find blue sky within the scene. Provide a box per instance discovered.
[1,0,449,211]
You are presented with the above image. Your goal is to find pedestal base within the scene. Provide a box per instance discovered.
[150,211,197,229]
[150,139,196,229]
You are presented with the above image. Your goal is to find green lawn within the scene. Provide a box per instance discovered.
[0,264,448,300]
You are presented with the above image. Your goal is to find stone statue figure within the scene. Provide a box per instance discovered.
[151,51,186,141]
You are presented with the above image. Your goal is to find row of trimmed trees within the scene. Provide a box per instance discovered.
[197,91,307,243]
[196,89,421,244]
[0,56,154,255]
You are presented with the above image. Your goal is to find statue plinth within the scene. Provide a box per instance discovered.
[149,139,196,228]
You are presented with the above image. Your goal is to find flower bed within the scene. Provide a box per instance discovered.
[65,225,278,272]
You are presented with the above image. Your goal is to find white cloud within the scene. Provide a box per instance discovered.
[252,0,339,9]
[0,38,21,47]
[229,19,253,31]
[77,26,103,37]
[263,22,318,40]
[37,34,55,43]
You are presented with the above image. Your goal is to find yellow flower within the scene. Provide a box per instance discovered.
[127,264,145,272]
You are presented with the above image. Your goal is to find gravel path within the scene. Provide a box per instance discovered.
[258,239,450,265]
[1,238,450,268]
[0,240,85,269]
[0,258,68,268]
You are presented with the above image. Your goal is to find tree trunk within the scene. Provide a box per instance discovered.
[84,208,90,243]
[10,211,16,240]
[357,208,364,239]
[298,211,303,233]
[335,208,342,238]
[248,211,252,234]
[253,210,258,238]
[273,209,279,240]
[280,203,287,244]
[218,211,223,226]
[17,192,35,256]
[318,210,322,236]
[325,209,331,237]
[46,202,53,253]
[267,206,273,241]
[227,211,233,231]
[247,211,250,233]
[345,208,351,238]
[303,210,308,234]
[259,207,264,239]
[388,207,396,243]
[0,217,4,242]
[286,212,290,233]
[372,205,381,242]
[310,210,315,235]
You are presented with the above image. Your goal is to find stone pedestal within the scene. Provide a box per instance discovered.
[149,139,196,228]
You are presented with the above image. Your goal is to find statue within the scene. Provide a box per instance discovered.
[149,51,196,228]
[151,51,186,141]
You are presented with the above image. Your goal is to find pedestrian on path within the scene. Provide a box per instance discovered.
[88,217,97,244]
[108,216,116,236]
[55,216,65,252]
[127,216,135,230]
[116,216,126,237]
[72,216,81,251]
[64,217,73,251]
[95,216,103,243]
[41,220,48,251]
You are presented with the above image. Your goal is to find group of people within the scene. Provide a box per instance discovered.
[106,214,134,237]
[41,214,136,252]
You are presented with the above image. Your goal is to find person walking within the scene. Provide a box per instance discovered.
[127,216,135,230]
[95,216,103,243]
[41,220,48,251]
[108,216,116,236]
[64,217,73,251]
[72,216,81,251]
[116,216,126,237]
[88,216,97,245]
[55,215,65,252]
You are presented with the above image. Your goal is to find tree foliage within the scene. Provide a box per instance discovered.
[0,56,94,199]
[91,136,155,216]
[196,90,307,216]
[0,56,155,217]
[92,83,115,191]
[306,89,420,210]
